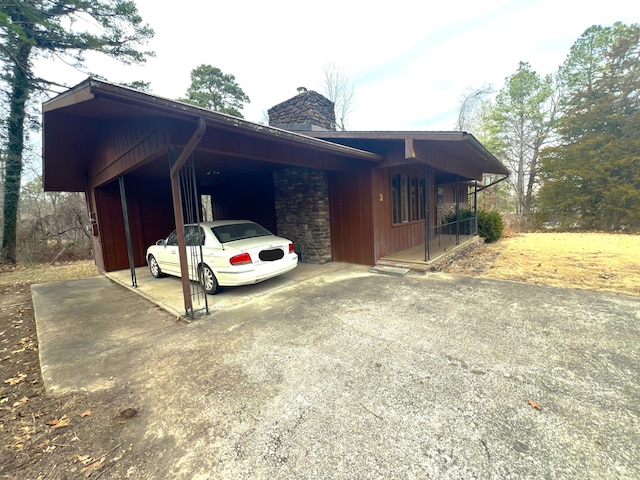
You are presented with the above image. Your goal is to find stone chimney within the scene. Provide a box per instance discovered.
[268,88,336,131]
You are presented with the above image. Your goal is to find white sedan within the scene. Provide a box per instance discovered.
[146,220,298,294]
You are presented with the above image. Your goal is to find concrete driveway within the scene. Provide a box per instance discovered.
[32,264,640,479]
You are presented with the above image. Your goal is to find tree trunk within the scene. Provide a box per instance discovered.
[2,42,32,264]
[516,142,526,216]
[524,147,540,216]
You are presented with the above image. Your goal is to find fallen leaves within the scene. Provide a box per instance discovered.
[75,442,123,477]
[0,280,116,479]
[12,336,37,354]
[81,456,105,476]
[527,399,542,410]
[47,415,71,430]
[4,373,27,385]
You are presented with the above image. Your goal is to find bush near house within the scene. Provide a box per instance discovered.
[477,210,504,242]
[445,208,504,242]
[444,208,474,234]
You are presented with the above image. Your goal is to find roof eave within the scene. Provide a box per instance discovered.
[44,77,383,163]
[306,130,510,176]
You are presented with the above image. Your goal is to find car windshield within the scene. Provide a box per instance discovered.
[210,222,272,243]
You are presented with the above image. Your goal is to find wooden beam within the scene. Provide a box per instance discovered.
[405,137,416,159]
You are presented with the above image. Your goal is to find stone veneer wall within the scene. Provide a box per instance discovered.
[273,167,331,264]
[268,90,336,131]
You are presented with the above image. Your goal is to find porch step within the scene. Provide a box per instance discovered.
[369,265,411,277]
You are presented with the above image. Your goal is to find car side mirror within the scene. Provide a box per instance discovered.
[156,239,166,246]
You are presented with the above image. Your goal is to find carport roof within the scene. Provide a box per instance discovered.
[42,77,383,191]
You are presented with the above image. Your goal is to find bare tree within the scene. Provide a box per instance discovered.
[18,175,91,263]
[321,62,355,131]
[456,85,494,132]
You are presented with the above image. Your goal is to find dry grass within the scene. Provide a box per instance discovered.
[0,259,98,286]
[445,232,640,297]
[1,233,639,297]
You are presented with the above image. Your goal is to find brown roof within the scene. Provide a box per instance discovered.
[304,130,510,178]
[41,78,382,191]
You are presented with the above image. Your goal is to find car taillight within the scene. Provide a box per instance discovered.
[229,252,252,265]
[288,243,295,254]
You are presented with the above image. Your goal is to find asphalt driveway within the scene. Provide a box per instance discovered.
[32,265,640,479]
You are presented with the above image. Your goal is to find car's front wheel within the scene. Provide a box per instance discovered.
[200,264,220,295]
[148,255,164,278]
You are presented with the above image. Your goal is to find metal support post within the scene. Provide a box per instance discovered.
[424,164,431,261]
[455,176,460,246]
[473,181,478,235]
[118,175,137,288]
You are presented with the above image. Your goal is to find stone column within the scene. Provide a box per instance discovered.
[273,167,331,264]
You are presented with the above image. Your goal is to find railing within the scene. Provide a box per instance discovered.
[425,216,477,260]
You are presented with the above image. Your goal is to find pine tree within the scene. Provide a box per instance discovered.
[0,0,154,263]
[181,65,250,118]
[539,23,640,230]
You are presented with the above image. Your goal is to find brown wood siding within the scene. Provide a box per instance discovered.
[129,177,175,260]
[438,183,470,204]
[90,118,171,188]
[95,181,128,272]
[43,111,99,191]
[94,177,174,272]
[87,188,105,273]
[372,165,436,260]
[328,166,374,265]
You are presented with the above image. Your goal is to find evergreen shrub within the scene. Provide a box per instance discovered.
[477,210,504,243]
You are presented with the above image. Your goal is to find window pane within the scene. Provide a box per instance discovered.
[392,175,400,224]
[211,222,271,243]
[419,179,425,220]
[411,177,418,221]
[401,175,409,223]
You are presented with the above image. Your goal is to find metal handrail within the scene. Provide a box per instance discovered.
[425,217,477,260]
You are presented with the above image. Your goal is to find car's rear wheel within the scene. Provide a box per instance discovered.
[200,264,220,295]
[148,255,164,278]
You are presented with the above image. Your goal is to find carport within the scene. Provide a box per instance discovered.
[43,79,509,318]
[42,78,382,316]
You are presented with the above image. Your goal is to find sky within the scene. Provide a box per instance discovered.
[36,0,640,132]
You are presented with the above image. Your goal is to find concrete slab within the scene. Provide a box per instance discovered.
[32,276,179,393]
[369,265,411,277]
[31,265,640,478]
[33,262,372,394]
[106,261,358,320]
